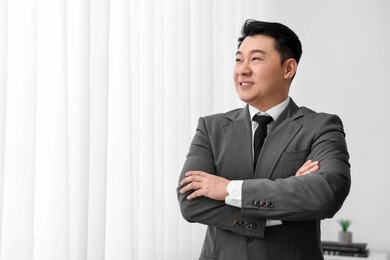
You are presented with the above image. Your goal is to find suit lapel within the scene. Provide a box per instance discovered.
[254,99,304,180]
[222,106,254,180]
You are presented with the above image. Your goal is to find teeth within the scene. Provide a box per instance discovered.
[241,82,253,86]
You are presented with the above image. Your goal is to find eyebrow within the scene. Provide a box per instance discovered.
[235,50,267,56]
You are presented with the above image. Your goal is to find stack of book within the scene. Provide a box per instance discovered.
[322,241,369,257]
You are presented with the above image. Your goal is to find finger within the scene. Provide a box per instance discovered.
[302,160,313,167]
[181,173,208,186]
[302,160,318,170]
[306,161,319,173]
[298,164,319,176]
[185,171,207,177]
[180,176,193,186]
[306,165,319,173]
[300,161,319,173]
[309,160,319,166]
[185,171,194,177]
[180,180,204,194]
[296,161,312,175]
[187,189,204,200]
[180,183,195,194]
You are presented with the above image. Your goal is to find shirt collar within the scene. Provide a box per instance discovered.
[249,97,290,122]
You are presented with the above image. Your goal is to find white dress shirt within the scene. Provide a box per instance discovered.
[225,97,290,226]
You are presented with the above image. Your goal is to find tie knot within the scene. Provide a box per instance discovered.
[253,115,273,125]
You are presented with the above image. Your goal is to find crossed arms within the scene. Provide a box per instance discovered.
[180,160,319,201]
[177,112,351,238]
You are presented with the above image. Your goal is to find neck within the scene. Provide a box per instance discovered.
[251,96,289,112]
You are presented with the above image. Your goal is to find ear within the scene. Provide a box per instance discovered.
[284,58,298,80]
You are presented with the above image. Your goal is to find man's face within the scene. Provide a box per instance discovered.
[233,35,291,111]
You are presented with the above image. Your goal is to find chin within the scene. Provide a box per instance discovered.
[238,95,255,105]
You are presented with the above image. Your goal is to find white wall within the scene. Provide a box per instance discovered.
[226,0,390,252]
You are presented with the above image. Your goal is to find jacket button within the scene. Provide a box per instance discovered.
[245,236,253,243]
[257,200,264,207]
[249,223,257,229]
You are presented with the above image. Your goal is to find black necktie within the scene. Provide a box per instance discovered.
[253,115,273,169]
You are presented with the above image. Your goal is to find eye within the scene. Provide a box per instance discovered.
[235,58,243,63]
[252,57,262,61]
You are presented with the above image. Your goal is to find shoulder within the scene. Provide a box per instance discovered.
[296,106,345,134]
[195,107,248,134]
[281,99,344,127]
[202,107,247,124]
[299,106,343,122]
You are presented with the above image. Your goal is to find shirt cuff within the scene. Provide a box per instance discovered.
[225,180,243,208]
[266,220,282,227]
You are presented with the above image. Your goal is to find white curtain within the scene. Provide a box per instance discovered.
[0,0,264,259]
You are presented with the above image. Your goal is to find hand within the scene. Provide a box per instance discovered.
[179,171,230,201]
[295,160,319,176]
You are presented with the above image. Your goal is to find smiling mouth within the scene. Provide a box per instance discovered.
[240,82,254,87]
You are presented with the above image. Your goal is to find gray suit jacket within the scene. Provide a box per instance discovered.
[177,99,351,260]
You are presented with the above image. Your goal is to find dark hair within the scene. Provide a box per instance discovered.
[238,19,302,64]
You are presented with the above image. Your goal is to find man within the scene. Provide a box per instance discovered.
[177,20,350,260]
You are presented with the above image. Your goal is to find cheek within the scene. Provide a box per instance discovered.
[258,68,282,85]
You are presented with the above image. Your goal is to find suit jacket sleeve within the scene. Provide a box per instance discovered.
[241,113,351,221]
[177,117,266,238]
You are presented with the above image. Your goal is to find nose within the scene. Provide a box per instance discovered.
[236,60,252,76]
